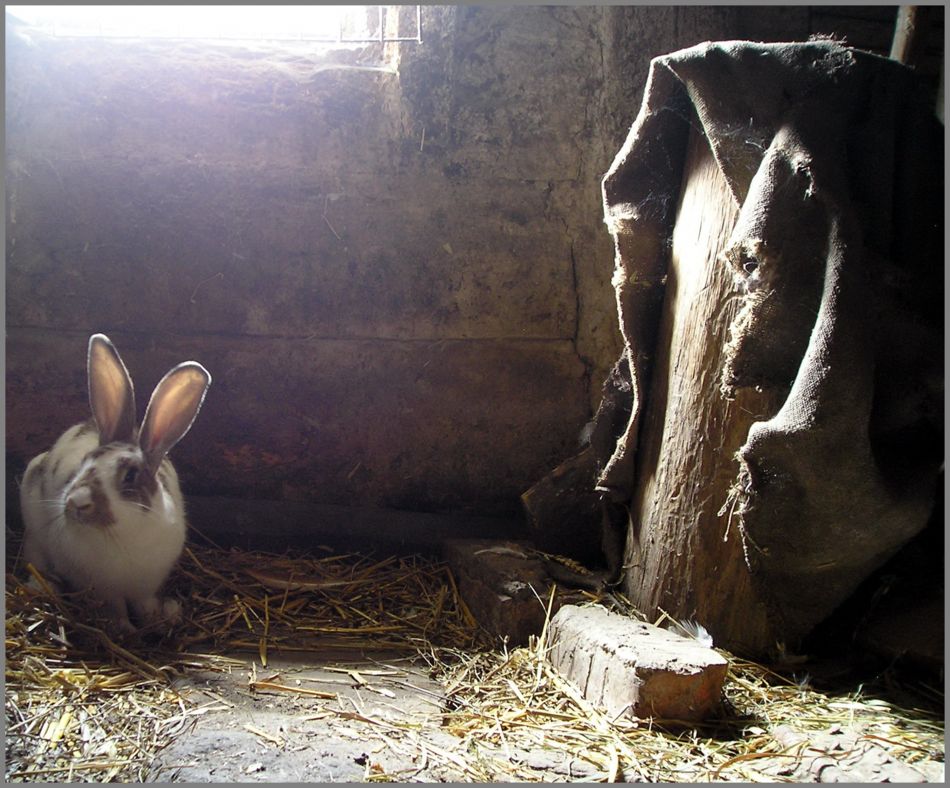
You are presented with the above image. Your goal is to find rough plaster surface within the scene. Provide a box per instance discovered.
[5,6,829,533]
[4,10,612,523]
[5,330,586,513]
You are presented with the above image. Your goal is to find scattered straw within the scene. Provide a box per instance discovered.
[5,534,945,782]
[421,636,945,782]
[5,536,491,781]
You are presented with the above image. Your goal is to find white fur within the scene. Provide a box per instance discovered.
[19,333,209,633]
[21,424,187,632]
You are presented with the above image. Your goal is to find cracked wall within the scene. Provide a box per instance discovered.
[6,6,817,525]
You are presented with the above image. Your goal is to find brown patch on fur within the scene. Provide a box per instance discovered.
[115,455,158,508]
[68,467,116,527]
[88,445,118,461]
[34,454,49,477]
[76,419,98,438]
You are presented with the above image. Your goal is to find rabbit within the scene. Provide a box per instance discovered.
[19,333,211,633]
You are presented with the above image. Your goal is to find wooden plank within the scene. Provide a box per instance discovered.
[889,5,944,68]
[812,6,899,23]
[184,497,522,554]
[621,123,785,655]
[813,15,898,53]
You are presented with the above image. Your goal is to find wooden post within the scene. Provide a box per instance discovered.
[890,5,935,68]
[621,123,785,656]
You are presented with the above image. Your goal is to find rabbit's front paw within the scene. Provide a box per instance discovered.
[132,595,180,626]
[161,597,182,624]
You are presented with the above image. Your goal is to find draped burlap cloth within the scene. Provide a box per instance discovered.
[589,41,943,640]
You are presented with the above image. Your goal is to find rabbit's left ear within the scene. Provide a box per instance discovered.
[88,334,136,445]
[139,362,211,476]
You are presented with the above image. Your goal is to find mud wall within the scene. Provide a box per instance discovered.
[5,7,892,529]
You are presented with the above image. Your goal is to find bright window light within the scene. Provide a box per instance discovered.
[5,5,406,45]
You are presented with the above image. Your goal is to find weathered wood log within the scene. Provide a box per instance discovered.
[889,5,937,68]
[620,124,784,655]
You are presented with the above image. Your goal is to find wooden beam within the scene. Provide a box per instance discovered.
[621,124,784,656]
[890,5,936,68]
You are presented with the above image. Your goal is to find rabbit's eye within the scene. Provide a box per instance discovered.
[116,461,156,504]
[121,467,139,489]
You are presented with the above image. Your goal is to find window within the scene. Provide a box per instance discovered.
[5,5,422,47]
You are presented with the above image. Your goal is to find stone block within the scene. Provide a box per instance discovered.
[547,604,727,722]
[442,538,587,647]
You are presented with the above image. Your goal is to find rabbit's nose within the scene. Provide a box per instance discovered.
[65,487,94,520]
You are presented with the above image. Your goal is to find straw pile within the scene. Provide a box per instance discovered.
[5,534,945,782]
[425,641,944,782]
[5,535,491,782]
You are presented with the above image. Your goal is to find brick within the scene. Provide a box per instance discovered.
[547,605,728,723]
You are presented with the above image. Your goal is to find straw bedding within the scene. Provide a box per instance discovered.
[5,533,944,782]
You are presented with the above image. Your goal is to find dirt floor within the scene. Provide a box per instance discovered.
[148,649,946,784]
[149,651,474,782]
[148,649,629,782]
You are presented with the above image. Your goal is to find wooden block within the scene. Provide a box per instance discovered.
[443,539,587,647]
[547,604,728,723]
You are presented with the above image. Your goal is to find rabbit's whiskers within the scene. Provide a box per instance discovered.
[38,510,67,531]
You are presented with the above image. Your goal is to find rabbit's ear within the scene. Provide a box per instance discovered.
[139,362,211,476]
[88,334,136,445]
